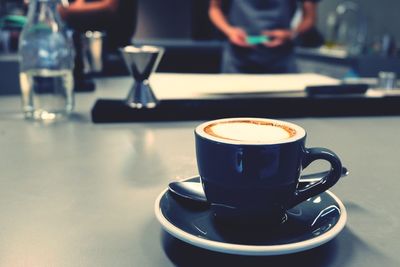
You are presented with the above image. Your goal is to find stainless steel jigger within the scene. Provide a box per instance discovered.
[120,45,164,109]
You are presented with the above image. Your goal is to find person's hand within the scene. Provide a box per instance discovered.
[262,29,294,48]
[58,0,85,20]
[226,27,253,48]
[68,0,86,9]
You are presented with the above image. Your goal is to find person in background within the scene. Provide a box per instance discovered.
[209,0,319,74]
[58,0,137,90]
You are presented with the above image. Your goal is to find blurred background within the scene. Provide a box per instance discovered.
[1,0,400,91]
[133,0,400,47]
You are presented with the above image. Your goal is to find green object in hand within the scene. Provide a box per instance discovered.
[246,35,269,45]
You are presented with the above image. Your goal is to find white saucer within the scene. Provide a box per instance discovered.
[155,177,347,256]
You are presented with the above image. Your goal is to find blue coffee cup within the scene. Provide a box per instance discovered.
[195,118,342,225]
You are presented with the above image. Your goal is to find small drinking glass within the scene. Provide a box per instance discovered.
[377,71,397,90]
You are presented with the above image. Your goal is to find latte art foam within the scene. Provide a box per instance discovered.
[204,120,296,143]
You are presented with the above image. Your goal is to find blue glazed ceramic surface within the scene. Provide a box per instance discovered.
[194,118,342,224]
[155,177,347,255]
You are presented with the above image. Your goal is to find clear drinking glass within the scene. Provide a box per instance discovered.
[18,0,75,120]
[377,71,397,90]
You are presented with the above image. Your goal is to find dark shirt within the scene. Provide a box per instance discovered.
[229,0,320,35]
[222,0,320,73]
[106,0,137,49]
[66,0,137,50]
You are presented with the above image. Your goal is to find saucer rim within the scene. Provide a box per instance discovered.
[154,178,347,256]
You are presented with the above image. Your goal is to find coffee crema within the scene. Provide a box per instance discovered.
[204,119,296,143]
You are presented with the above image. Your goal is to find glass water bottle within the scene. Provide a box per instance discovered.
[19,0,75,120]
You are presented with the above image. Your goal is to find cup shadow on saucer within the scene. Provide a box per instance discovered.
[161,188,344,248]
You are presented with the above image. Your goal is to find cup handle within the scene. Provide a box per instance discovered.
[290,147,342,208]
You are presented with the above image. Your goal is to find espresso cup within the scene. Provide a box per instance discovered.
[195,118,342,225]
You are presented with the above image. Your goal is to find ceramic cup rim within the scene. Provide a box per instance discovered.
[195,117,306,145]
